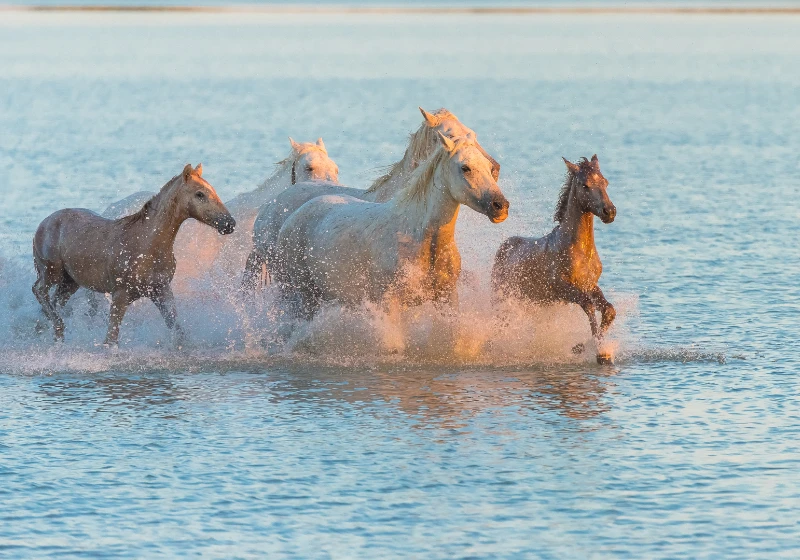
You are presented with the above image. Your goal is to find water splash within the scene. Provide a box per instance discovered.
[0,247,727,375]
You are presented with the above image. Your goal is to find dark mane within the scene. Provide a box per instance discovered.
[119,174,179,227]
[554,157,591,223]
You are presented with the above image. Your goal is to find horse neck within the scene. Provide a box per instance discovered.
[560,185,596,252]
[370,153,417,201]
[393,161,460,245]
[257,156,295,192]
[367,127,434,202]
[135,183,188,254]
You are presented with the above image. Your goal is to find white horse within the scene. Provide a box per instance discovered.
[273,133,509,319]
[242,107,500,291]
[97,138,338,292]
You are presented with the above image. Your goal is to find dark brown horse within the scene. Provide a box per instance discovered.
[492,155,617,364]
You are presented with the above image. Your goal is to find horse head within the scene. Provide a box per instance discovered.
[437,132,509,223]
[420,107,500,181]
[288,137,339,184]
[563,155,615,223]
[181,163,236,234]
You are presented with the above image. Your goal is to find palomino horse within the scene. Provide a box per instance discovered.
[241,107,499,291]
[491,155,617,364]
[99,138,338,292]
[273,133,509,319]
[32,164,235,346]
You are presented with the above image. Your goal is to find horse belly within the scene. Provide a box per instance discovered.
[308,225,382,305]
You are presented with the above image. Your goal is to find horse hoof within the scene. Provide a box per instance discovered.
[596,353,613,365]
[571,343,585,355]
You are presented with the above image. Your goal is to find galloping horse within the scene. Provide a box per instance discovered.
[101,138,338,289]
[242,107,500,291]
[274,133,509,319]
[491,155,616,364]
[32,164,235,346]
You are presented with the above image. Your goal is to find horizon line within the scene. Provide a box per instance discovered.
[2,4,800,15]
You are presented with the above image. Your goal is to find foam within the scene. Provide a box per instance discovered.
[0,244,727,376]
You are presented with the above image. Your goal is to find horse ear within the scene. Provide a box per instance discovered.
[183,163,194,182]
[562,157,579,174]
[194,163,203,177]
[437,130,456,152]
[591,154,599,168]
[289,137,300,152]
[419,107,440,127]
[316,137,327,153]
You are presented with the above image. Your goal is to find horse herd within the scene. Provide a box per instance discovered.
[32,107,617,363]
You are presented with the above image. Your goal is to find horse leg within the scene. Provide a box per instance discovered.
[32,259,64,340]
[151,285,186,348]
[591,286,616,336]
[52,273,79,315]
[104,289,132,346]
[241,249,266,294]
[553,280,598,337]
[85,291,101,317]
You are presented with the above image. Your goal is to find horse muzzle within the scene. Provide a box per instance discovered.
[600,205,616,224]
[486,196,510,223]
[215,215,236,235]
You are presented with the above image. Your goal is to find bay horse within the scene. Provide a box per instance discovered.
[241,107,500,292]
[32,164,235,346]
[491,155,617,364]
[273,133,509,320]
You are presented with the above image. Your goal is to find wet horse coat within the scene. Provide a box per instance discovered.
[492,155,617,363]
[32,164,235,345]
[274,134,509,319]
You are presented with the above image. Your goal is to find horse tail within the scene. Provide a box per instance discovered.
[491,237,522,299]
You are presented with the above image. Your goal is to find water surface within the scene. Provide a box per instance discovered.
[1,11,799,557]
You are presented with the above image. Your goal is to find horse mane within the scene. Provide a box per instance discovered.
[119,174,180,227]
[397,145,449,205]
[554,157,590,223]
[365,109,455,195]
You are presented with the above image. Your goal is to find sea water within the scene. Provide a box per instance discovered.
[1,10,799,557]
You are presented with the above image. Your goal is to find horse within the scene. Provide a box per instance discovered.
[491,155,617,364]
[241,107,500,291]
[32,164,235,346]
[273,132,509,321]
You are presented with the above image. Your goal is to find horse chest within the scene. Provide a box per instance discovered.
[395,232,459,301]
[565,247,602,290]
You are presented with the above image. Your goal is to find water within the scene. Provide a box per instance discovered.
[1,10,800,557]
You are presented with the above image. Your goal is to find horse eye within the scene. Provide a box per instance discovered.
[583,184,590,189]
[306,165,314,172]
[195,191,205,200]
[461,165,471,173]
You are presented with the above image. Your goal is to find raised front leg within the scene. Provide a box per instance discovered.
[553,278,598,337]
[590,285,616,336]
[105,289,132,346]
[151,285,186,347]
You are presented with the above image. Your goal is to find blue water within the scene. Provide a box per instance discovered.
[1,10,799,557]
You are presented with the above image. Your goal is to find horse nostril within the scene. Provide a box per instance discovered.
[492,201,504,211]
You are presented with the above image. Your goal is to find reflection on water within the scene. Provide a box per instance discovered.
[37,374,186,411]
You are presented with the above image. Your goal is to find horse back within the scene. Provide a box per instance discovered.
[34,208,120,290]
[253,183,363,253]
